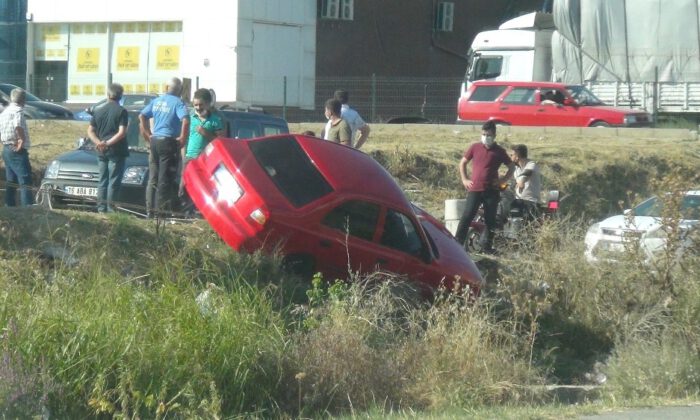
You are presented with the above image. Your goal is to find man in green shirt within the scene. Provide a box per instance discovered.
[179,88,224,212]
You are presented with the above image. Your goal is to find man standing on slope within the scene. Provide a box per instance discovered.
[454,120,514,254]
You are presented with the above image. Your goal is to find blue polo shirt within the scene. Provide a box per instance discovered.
[140,93,189,138]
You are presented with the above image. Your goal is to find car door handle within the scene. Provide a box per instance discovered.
[320,239,332,248]
[499,106,508,110]
[537,108,546,112]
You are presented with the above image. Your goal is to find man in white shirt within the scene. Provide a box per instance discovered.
[323,89,370,149]
[0,88,33,206]
[509,144,541,221]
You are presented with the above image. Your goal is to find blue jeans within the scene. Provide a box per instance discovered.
[3,145,34,207]
[97,154,126,212]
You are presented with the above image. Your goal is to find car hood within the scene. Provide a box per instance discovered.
[49,148,148,171]
[596,215,696,232]
[414,206,484,289]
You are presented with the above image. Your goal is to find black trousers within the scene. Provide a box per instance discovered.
[454,189,500,250]
[148,137,180,213]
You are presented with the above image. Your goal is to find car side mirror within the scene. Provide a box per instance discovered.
[563,98,575,106]
[623,208,632,215]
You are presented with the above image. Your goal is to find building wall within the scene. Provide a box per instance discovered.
[316,0,547,78]
[26,0,316,107]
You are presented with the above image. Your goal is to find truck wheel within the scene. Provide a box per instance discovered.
[282,254,315,279]
[590,121,610,128]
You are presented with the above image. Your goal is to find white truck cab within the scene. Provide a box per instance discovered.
[462,12,555,97]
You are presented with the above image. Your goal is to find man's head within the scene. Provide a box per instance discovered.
[481,120,496,148]
[192,88,213,116]
[107,83,124,102]
[334,89,349,104]
[510,144,528,164]
[10,88,26,106]
[324,98,342,119]
[166,77,183,96]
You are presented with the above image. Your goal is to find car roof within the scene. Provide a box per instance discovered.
[237,135,411,209]
[471,80,578,89]
[218,109,287,125]
[293,135,410,206]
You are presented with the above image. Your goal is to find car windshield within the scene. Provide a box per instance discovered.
[633,194,700,220]
[566,85,604,106]
[249,136,333,207]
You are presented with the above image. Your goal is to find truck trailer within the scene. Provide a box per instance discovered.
[462,0,700,119]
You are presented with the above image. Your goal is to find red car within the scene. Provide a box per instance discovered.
[457,81,652,127]
[183,134,483,294]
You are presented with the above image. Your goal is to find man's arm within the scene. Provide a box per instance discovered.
[339,122,352,147]
[177,118,191,148]
[139,114,152,143]
[459,156,473,190]
[105,125,127,147]
[354,124,370,149]
[499,163,515,185]
[13,125,26,152]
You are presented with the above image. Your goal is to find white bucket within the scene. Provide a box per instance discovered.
[444,198,466,236]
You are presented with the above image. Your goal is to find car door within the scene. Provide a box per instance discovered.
[314,199,388,279]
[534,88,583,126]
[375,207,435,285]
[497,87,538,125]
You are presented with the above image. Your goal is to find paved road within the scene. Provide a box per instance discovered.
[581,404,700,419]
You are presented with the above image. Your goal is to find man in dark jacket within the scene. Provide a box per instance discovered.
[87,83,129,213]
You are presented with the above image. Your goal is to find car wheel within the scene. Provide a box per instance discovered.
[590,121,610,128]
[282,254,316,279]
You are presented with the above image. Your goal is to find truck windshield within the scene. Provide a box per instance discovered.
[468,56,503,81]
[566,85,604,106]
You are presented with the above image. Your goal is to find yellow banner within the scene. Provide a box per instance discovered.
[116,46,140,71]
[156,45,180,70]
[77,48,99,72]
[42,25,60,41]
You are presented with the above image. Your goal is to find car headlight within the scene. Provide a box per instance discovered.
[44,160,60,179]
[212,164,243,206]
[121,166,148,184]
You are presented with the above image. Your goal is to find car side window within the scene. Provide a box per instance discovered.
[263,125,285,136]
[503,88,537,104]
[234,121,259,139]
[469,85,507,102]
[380,209,426,257]
[322,200,380,241]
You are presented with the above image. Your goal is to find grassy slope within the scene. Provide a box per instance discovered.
[2,122,699,417]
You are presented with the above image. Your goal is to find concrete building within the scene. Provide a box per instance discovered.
[25,0,316,108]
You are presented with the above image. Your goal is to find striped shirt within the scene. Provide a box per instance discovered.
[0,103,30,149]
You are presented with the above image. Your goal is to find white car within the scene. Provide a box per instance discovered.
[585,191,700,263]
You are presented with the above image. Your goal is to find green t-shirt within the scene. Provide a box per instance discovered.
[186,111,224,158]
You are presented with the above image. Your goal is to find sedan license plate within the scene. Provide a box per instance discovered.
[65,186,98,197]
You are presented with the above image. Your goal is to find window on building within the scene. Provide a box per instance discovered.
[435,2,454,32]
[321,0,354,21]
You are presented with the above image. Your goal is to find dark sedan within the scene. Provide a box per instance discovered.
[0,83,74,120]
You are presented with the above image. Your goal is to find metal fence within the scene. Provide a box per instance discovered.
[279,76,464,124]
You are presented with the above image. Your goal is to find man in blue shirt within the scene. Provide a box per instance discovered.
[139,77,190,217]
